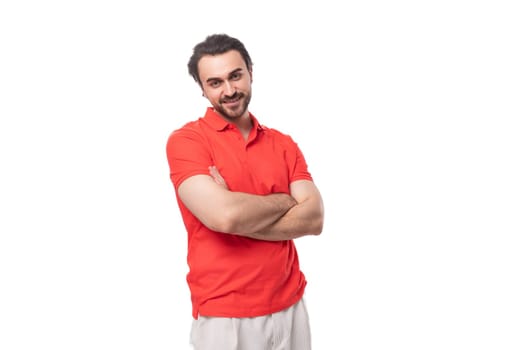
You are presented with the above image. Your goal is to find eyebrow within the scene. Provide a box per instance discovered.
[205,68,243,84]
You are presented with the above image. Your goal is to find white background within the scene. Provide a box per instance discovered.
[1,1,524,349]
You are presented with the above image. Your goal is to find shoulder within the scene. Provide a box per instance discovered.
[260,125,299,147]
[166,119,206,146]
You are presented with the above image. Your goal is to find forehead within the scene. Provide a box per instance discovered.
[198,50,247,81]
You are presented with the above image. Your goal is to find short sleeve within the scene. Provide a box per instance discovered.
[166,125,212,190]
[285,135,313,183]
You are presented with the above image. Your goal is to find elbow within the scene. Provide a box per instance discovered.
[205,208,239,234]
[311,218,324,236]
[311,208,324,236]
[206,210,256,235]
[306,211,324,237]
[206,217,235,234]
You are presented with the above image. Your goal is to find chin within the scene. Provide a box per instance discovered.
[218,105,247,120]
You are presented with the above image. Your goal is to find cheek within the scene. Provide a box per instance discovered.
[240,79,251,90]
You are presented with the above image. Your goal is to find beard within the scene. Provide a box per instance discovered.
[214,90,252,121]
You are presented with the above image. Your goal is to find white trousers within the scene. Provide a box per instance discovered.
[190,298,311,350]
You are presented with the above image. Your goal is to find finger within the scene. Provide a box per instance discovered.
[208,166,223,184]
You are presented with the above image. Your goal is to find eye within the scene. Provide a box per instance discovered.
[231,72,241,80]
[209,80,221,88]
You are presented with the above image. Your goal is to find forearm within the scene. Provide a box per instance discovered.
[200,168,322,238]
[218,191,297,235]
[246,197,324,241]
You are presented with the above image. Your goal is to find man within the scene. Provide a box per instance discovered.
[166,33,324,350]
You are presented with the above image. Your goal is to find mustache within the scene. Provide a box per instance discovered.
[221,92,242,103]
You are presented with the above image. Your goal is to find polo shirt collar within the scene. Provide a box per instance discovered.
[202,107,264,132]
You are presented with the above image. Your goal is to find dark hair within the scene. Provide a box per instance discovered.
[187,34,253,86]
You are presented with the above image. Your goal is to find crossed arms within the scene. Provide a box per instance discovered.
[177,166,324,241]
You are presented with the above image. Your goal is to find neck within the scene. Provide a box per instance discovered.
[234,114,252,140]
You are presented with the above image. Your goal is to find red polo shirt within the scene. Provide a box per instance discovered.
[166,107,312,319]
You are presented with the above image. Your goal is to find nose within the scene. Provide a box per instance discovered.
[224,81,235,96]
